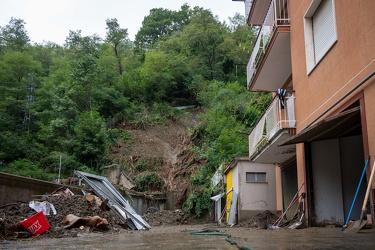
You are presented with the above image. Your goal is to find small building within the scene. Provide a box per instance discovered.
[224,157,277,223]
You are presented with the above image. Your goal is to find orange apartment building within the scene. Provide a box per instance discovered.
[233,0,375,226]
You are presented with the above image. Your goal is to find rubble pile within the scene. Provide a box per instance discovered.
[0,194,124,240]
[236,210,279,229]
[144,209,211,226]
[0,192,211,241]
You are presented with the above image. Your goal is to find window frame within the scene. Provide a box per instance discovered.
[304,0,337,74]
[246,172,267,183]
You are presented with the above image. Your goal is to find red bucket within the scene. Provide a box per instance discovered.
[21,211,50,236]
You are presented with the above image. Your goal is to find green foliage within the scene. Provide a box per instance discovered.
[140,50,175,102]
[121,162,130,172]
[151,103,186,122]
[114,129,132,148]
[134,160,149,173]
[0,17,30,51]
[2,159,55,181]
[105,18,128,75]
[39,151,81,176]
[135,4,190,48]
[129,104,165,128]
[0,131,27,160]
[134,173,164,192]
[70,111,111,170]
[133,158,164,173]
[77,165,99,175]
[182,187,213,217]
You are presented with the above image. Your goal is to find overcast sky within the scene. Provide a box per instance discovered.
[0,0,245,45]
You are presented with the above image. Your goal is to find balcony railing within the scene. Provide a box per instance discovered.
[244,0,253,22]
[249,92,295,158]
[246,0,290,89]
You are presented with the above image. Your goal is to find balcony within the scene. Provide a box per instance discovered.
[248,92,296,163]
[246,0,272,26]
[246,0,291,92]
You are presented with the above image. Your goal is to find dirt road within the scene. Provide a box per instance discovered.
[2,224,374,250]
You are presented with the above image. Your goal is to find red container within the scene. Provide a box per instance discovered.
[21,211,50,236]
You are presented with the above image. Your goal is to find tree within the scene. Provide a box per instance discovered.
[30,42,64,77]
[220,13,257,84]
[135,4,191,48]
[105,18,128,75]
[64,31,103,112]
[0,17,30,51]
[70,111,110,170]
[0,51,42,128]
[139,50,174,102]
[181,7,228,80]
[64,30,102,58]
[0,50,42,160]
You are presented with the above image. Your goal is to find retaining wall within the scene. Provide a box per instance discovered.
[0,172,83,206]
[0,172,168,216]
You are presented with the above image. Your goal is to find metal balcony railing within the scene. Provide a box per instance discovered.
[246,0,290,89]
[244,0,253,22]
[249,92,295,158]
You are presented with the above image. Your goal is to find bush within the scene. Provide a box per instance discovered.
[3,159,56,181]
[134,172,164,192]
[134,160,149,173]
[182,187,212,217]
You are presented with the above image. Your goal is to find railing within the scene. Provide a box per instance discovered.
[244,0,253,22]
[249,92,295,158]
[246,0,290,89]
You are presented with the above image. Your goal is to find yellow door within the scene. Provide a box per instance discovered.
[225,169,233,223]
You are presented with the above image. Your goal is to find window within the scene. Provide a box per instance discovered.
[246,172,267,183]
[304,0,337,74]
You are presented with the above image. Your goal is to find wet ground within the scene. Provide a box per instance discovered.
[1,225,375,250]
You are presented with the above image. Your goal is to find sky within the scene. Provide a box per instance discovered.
[0,0,245,45]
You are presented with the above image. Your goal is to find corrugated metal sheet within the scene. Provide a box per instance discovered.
[279,107,360,146]
[75,171,151,230]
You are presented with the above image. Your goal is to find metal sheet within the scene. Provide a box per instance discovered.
[279,107,361,146]
[74,171,151,230]
[228,191,238,225]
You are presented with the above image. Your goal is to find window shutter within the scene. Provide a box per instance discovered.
[312,0,336,63]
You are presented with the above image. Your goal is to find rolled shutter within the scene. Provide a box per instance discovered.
[312,0,336,63]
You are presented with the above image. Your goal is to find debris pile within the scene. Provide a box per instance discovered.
[0,189,211,241]
[144,209,211,226]
[0,193,124,240]
[236,210,279,229]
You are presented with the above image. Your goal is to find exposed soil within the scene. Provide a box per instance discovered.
[110,108,205,204]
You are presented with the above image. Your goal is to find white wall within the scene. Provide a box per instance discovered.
[237,161,276,212]
[311,139,345,224]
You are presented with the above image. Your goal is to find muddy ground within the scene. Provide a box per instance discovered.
[2,224,375,249]
[0,193,280,241]
[1,194,375,249]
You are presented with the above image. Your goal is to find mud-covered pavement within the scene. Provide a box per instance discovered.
[1,190,374,249]
[2,224,375,250]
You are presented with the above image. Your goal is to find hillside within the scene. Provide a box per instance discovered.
[109,108,205,208]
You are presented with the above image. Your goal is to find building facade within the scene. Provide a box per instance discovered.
[224,157,277,223]
[235,0,375,226]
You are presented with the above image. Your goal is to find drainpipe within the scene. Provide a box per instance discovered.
[305,70,375,129]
